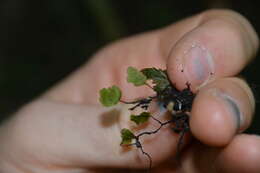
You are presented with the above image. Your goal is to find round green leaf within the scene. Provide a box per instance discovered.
[127,67,147,86]
[130,112,151,125]
[99,85,121,107]
[141,68,167,80]
[120,128,135,145]
[141,68,170,92]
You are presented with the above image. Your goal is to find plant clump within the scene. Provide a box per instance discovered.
[99,66,195,170]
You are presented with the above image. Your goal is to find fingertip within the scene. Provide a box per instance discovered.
[190,78,254,147]
[181,134,260,173]
[166,9,258,91]
[216,134,260,173]
[190,88,237,146]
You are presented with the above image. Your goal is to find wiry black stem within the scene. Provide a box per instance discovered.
[136,116,172,138]
[171,113,190,159]
[139,144,152,171]
[128,116,173,171]
[120,96,157,104]
[120,96,157,111]
[176,129,185,160]
[120,81,194,171]
[129,140,152,172]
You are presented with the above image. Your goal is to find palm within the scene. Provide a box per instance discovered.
[42,32,183,172]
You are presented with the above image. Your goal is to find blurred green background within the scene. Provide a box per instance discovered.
[0,0,259,134]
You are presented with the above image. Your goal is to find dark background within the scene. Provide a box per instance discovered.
[0,0,259,134]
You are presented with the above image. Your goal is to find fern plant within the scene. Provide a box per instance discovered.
[99,66,195,170]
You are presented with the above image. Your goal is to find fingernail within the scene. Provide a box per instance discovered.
[211,89,243,130]
[182,45,214,87]
[220,94,242,130]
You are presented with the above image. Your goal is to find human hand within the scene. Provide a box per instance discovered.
[0,9,259,173]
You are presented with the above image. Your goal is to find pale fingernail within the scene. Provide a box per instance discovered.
[182,45,214,87]
[220,94,243,130]
[211,89,243,130]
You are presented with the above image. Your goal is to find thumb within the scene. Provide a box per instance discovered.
[165,10,258,90]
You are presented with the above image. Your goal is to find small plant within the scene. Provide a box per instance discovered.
[99,66,195,170]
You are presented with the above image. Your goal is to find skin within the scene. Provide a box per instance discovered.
[0,9,259,173]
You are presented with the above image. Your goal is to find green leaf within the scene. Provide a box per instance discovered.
[130,112,151,125]
[141,68,167,80]
[141,68,170,92]
[153,80,170,93]
[99,85,121,107]
[127,67,147,86]
[120,128,135,145]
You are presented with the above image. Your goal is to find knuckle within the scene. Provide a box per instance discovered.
[201,9,245,32]
[200,9,259,52]
[229,77,255,112]
[201,9,247,23]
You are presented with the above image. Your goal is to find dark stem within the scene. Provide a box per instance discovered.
[136,116,173,138]
[176,130,185,160]
[120,96,157,111]
[120,96,157,104]
[176,123,189,160]
[128,116,174,171]
[139,145,152,170]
